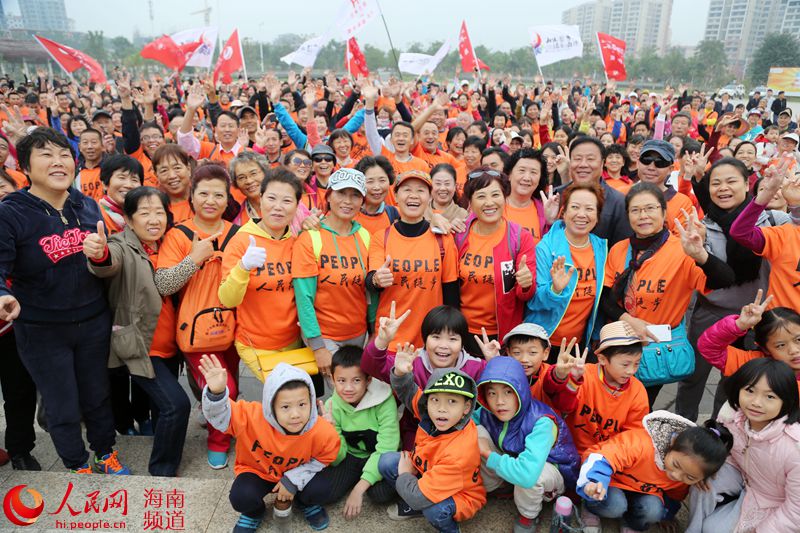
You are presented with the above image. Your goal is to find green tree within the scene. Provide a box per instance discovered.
[85,30,107,62]
[748,32,800,86]
[690,39,729,89]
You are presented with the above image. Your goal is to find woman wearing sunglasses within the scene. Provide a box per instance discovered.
[502,148,558,245]
[455,168,536,356]
[636,140,694,234]
[306,144,337,212]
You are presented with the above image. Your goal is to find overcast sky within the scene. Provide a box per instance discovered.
[10,0,711,49]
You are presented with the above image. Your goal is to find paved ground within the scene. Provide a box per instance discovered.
[0,362,716,532]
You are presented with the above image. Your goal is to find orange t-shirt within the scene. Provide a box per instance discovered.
[604,235,706,326]
[408,388,486,521]
[225,399,340,482]
[604,177,632,195]
[221,225,299,350]
[129,146,158,188]
[150,295,177,358]
[6,168,27,189]
[566,363,649,456]
[157,218,235,269]
[76,167,103,200]
[368,226,459,347]
[350,133,371,163]
[381,146,430,176]
[458,224,504,335]
[665,191,694,234]
[503,202,542,243]
[292,228,370,340]
[585,427,689,502]
[551,244,597,346]
[169,199,193,224]
[412,143,460,172]
[759,224,800,310]
[354,209,393,237]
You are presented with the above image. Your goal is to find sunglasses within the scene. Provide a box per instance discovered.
[291,157,312,167]
[468,169,503,180]
[312,155,335,163]
[639,155,672,168]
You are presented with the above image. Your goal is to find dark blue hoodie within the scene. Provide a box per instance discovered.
[0,187,108,323]
[477,357,580,490]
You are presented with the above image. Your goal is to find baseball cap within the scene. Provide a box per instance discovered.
[628,91,638,99]
[424,370,475,399]
[311,144,335,158]
[640,139,676,163]
[747,108,762,116]
[502,322,550,347]
[595,321,641,355]
[237,105,257,117]
[328,168,366,196]
[92,110,112,121]
[780,109,793,118]
[509,131,523,142]
[229,99,245,109]
[395,169,432,190]
[781,132,799,145]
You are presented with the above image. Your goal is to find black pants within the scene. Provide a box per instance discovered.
[15,311,116,469]
[229,471,330,518]
[0,330,36,457]
[110,367,151,433]
[302,454,395,505]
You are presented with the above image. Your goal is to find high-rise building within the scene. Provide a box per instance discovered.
[705,0,800,71]
[562,0,673,56]
[19,0,69,32]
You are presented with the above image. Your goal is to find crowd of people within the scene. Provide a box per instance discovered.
[0,65,797,533]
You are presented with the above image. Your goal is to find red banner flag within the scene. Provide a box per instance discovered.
[141,35,187,71]
[344,37,369,78]
[34,35,106,83]
[458,21,489,72]
[597,32,627,81]
[213,29,245,84]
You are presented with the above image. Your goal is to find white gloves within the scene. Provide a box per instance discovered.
[240,235,267,271]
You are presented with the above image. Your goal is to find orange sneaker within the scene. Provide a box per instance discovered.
[94,451,130,475]
[70,463,93,474]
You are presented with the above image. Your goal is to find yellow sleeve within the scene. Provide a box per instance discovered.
[218,263,251,308]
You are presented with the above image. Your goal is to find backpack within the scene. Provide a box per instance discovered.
[309,226,372,261]
[173,223,239,353]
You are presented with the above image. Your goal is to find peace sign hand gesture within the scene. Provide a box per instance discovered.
[550,256,575,294]
[555,145,570,177]
[375,301,411,351]
[474,327,501,360]
[540,185,561,224]
[393,342,420,377]
[735,289,773,331]
[553,337,579,380]
[676,208,708,264]
[317,400,334,424]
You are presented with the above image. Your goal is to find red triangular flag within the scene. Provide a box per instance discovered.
[458,21,489,72]
[344,37,369,78]
[597,32,627,81]
[141,35,186,71]
[213,29,244,84]
[34,35,106,83]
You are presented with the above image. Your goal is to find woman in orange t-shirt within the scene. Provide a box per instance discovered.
[229,151,269,226]
[601,182,736,404]
[155,163,240,469]
[502,148,557,245]
[151,144,193,224]
[353,156,399,236]
[455,169,536,355]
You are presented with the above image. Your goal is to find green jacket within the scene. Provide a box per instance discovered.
[325,377,399,485]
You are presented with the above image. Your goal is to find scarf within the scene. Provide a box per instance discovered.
[707,195,762,284]
[98,196,125,232]
[612,228,670,314]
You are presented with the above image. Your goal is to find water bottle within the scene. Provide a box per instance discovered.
[549,496,573,533]
[273,499,293,532]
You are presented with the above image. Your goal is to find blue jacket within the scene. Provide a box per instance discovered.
[274,102,365,150]
[526,221,607,346]
[477,357,580,490]
[0,187,107,323]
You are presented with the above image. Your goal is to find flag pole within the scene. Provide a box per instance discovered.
[346,39,352,79]
[237,30,247,80]
[466,21,480,74]
[375,0,403,80]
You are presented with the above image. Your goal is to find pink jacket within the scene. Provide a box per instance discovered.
[718,409,800,533]
[697,314,753,372]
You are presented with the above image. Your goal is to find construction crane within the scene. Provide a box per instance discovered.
[190,0,212,26]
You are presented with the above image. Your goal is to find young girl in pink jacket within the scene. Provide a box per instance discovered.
[687,358,800,533]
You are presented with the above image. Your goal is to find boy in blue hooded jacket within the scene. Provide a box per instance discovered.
[476,357,580,532]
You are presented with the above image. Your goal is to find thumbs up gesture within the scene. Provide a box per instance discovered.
[83,221,108,260]
[373,255,395,289]
[515,254,533,289]
[239,235,267,271]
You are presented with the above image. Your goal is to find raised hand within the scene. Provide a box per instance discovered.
[83,221,108,260]
[515,254,533,289]
[676,208,708,264]
[550,256,575,294]
[198,353,228,394]
[1,105,27,143]
[239,235,267,271]
[376,301,411,350]
[736,289,773,331]
[474,327,502,360]
[373,256,394,289]
[393,342,419,377]
[755,160,786,205]
[540,185,561,224]
[188,230,222,266]
[553,337,579,380]
[782,171,800,208]
[303,87,316,110]
[185,84,205,110]
[555,145,570,177]
[237,127,250,148]
[361,82,379,106]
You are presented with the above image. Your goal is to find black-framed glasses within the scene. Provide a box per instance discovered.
[312,155,335,163]
[468,169,503,180]
[639,155,672,168]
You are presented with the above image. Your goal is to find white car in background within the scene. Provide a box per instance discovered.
[719,84,745,98]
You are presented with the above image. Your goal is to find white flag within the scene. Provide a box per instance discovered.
[334,0,378,39]
[281,35,330,68]
[171,26,218,68]
[398,41,451,76]
[528,25,582,67]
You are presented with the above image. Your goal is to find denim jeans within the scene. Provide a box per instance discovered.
[379,451,460,533]
[130,357,191,476]
[585,487,666,531]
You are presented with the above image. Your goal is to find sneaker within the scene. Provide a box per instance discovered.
[581,505,602,533]
[232,512,263,533]
[70,463,93,474]
[207,450,229,469]
[302,505,329,530]
[386,500,423,520]
[513,514,539,533]
[11,453,41,471]
[94,451,131,475]
[137,419,154,436]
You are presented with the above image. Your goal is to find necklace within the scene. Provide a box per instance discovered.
[566,235,590,248]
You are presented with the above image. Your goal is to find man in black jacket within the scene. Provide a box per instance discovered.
[771,91,788,122]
